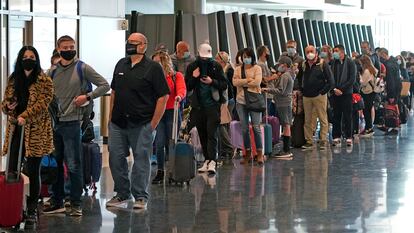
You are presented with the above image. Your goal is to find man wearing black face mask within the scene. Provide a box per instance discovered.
[107,33,169,210]
[44,35,109,216]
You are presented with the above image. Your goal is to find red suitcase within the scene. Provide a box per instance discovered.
[0,124,25,229]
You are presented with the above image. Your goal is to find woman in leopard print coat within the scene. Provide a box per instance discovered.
[1,46,54,229]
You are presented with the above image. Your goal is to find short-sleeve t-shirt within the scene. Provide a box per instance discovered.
[111,56,170,128]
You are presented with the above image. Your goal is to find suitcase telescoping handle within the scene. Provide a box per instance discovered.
[265,95,268,124]
[5,122,24,183]
[171,99,180,144]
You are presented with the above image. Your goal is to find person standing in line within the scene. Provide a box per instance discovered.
[151,50,186,184]
[2,46,54,229]
[186,43,228,174]
[44,35,109,216]
[106,33,170,209]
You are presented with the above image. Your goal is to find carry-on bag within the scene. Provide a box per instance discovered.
[0,123,25,229]
[82,142,102,192]
[263,98,273,155]
[168,100,196,185]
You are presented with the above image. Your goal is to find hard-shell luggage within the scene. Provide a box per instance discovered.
[263,98,274,155]
[0,124,25,229]
[168,101,196,185]
[263,123,272,155]
[82,142,102,192]
[230,120,243,149]
[263,116,280,144]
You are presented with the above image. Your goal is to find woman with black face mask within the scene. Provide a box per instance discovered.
[1,46,54,230]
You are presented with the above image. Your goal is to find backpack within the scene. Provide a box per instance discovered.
[50,60,92,92]
[384,102,400,128]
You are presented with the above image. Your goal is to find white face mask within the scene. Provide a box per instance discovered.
[306,52,316,60]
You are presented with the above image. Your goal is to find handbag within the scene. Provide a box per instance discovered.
[242,65,266,112]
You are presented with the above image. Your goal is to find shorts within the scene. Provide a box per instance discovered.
[276,105,293,125]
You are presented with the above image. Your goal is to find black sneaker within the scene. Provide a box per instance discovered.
[24,212,37,230]
[152,170,164,184]
[273,151,293,160]
[67,205,82,217]
[43,204,65,215]
[301,143,313,150]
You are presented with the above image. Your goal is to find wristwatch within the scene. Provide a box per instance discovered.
[86,94,92,101]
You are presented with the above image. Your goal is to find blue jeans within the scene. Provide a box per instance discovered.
[155,109,180,170]
[108,122,155,201]
[52,121,83,207]
[236,103,263,150]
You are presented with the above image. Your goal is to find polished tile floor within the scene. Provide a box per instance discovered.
[3,121,414,233]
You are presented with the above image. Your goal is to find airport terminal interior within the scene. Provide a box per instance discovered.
[1,0,414,232]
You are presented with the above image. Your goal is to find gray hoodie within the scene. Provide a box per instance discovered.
[49,58,110,122]
[268,71,294,107]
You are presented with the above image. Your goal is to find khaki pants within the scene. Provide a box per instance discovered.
[303,94,329,144]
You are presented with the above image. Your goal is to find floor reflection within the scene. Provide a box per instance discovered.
[3,123,414,233]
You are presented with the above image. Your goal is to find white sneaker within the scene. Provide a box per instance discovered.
[198,160,209,173]
[207,160,216,174]
[332,138,341,147]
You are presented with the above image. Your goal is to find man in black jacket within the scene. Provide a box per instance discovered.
[331,44,357,147]
[379,48,401,135]
[185,43,227,174]
[297,45,334,150]
[379,48,401,102]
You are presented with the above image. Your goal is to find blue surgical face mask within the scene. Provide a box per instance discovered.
[333,52,340,60]
[319,52,328,59]
[243,57,252,65]
[287,48,296,56]
[183,51,190,59]
[397,60,402,65]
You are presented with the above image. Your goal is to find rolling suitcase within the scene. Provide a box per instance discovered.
[0,124,25,229]
[168,101,196,185]
[82,142,102,192]
[263,98,273,155]
[230,120,243,149]
[264,116,280,144]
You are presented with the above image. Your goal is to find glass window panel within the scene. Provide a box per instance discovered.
[33,17,55,70]
[57,18,77,40]
[33,0,54,13]
[1,0,6,10]
[57,0,77,15]
[9,0,30,12]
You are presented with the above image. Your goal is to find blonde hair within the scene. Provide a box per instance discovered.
[152,51,174,75]
[216,51,233,73]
